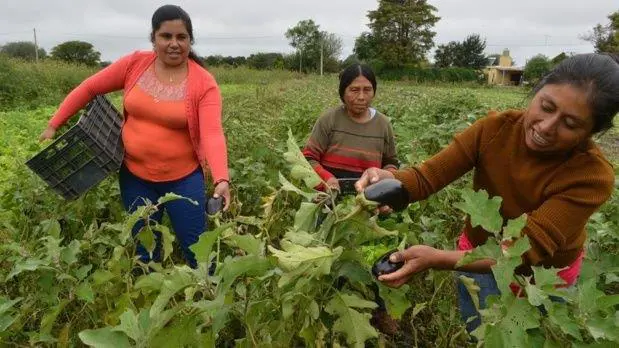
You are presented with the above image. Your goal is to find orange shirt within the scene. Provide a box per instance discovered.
[122,66,199,181]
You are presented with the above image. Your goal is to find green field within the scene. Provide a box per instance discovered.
[0,66,617,347]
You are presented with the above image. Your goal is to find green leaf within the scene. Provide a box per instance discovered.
[453,188,503,234]
[504,237,531,259]
[503,214,527,240]
[325,293,378,347]
[40,300,69,335]
[547,303,583,341]
[151,269,195,318]
[134,273,165,294]
[74,264,93,281]
[91,269,116,285]
[586,314,619,342]
[524,283,547,307]
[481,297,541,348]
[268,241,342,275]
[6,258,47,280]
[283,230,317,247]
[283,130,321,188]
[456,238,502,268]
[217,255,272,298]
[278,172,317,200]
[189,223,231,263]
[597,295,619,310]
[492,257,522,299]
[39,219,61,239]
[76,281,95,303]
[79,327,131,348]
[157,192,197,206]
[137,228,156,257]
[116,309,142,342]
[60,239,82,265]
[225,234,263,256]
[532,266,566,288]
[293,202,321,232]
[152,224,175,261]
[339,293,379,310]
[151,314,202,348]
[378,283,412,319]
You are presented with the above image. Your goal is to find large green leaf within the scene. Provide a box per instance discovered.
[456,238,502,268]
[217,255,272,297]
[268,241,342,275]
[60,239,82,265]
[454,188,503,234]
[6,258,48,280]
[279,172,317,201]
[225,234,264,256]
[378,283,412,319]
[547,303,583,341]
[79,327,131,348]
[283,130,321,188]
[481,297,541,348]
[503,215,527,240]
[189,223,232,263]
[150,269,195,318]
[294,202,321,232]
[326,293,378,347]
[152,224,175,261]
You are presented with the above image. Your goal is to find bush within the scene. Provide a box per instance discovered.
[0,55,97,111]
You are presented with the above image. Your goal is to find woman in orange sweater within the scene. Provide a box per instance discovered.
[38,5,230,269]
[354,53,618,332]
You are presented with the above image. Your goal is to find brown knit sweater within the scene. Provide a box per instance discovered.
[393,110,615,268]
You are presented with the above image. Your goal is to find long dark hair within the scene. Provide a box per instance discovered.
[338,64,377,103]
[150,4,204,67]
[532,53,619,134]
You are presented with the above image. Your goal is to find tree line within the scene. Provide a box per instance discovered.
[1,1,616,80]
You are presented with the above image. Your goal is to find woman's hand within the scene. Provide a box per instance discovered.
[39,125,56,142]
[326,177,340,191]
[378,245,441,288]
[213,180,231,211]
[354,167,395,192]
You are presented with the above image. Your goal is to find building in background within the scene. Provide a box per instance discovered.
[484,49,524,86]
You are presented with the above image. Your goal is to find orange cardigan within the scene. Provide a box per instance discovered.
[49,50,229,183]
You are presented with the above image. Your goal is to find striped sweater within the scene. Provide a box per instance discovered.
[303,105,399,181]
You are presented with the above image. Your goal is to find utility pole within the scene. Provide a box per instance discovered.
[33,28,39,63]
[320,39,323,76]
[299,50,302,73]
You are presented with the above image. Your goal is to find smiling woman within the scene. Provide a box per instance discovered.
[354,53,619,333]
[37,4,231,271]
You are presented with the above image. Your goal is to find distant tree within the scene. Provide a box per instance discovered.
[434,34,487,69]
[0,41,46,61]
[581,11,619,53]
[364,0,440,66]
[550,52,571,66]
[50,40,101,66]
[353,32,378,61]
[320,32,343,73]
[247,52,284,70]
[205,55,224,66]
[434,41,459,67]
[285,19,342,73]
[100,61,112,68]
[524,54,551,84]
[341,54,361,69]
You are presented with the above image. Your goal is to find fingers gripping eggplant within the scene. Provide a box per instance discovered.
[363,178,409,211]
[371,249,404,278]
[206,196,224,215]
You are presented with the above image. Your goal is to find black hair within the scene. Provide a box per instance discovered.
[338,64,377,102]
[532,53,619,134]
[150,4,204,67]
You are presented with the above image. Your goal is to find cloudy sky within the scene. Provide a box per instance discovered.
[1,1,617,66]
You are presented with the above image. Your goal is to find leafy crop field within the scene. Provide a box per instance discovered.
[0,72,617,347]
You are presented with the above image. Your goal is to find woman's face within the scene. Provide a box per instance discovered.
[523,84,594,154]
[152,19,191,67]
[343,75,375,117]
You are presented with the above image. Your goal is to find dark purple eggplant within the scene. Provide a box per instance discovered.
[206,196,224,215]
[363,178,409,211]
[337,178,359,196]
[371,249,404,278]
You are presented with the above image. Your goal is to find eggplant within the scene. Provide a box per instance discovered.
[206,196,224,215]
[363,178,409,211]
[337,178,358,196]
[371,248,404,278]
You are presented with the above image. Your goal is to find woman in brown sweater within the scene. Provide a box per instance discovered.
[354,53,619,332]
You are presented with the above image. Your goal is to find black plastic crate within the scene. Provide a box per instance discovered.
[26,95,124,200]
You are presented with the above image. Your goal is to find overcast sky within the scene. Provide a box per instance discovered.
[1,1,617,66]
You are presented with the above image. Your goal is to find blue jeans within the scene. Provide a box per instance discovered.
[455,271,501,333]
[456,271,569,334]
[119,165,206,268]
